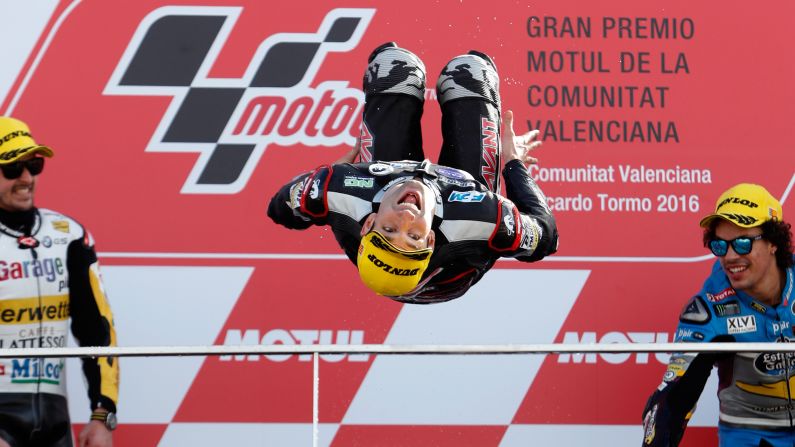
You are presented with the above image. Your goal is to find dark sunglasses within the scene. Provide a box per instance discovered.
[708,235,763,257]
[0,157,45,180]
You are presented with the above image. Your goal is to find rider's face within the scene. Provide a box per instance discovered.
[362,179,436,251]
[714,219,778,300]
[0,155,40,212]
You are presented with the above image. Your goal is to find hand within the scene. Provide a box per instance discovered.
[333,138,361,164]
[78,420,113,447]
[501,110,542,166]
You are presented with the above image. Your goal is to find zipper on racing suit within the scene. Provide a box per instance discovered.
[783,337,794,426]
[29,246,45,438]
[787,350,794,427]
[774,309,795,426]
[784,272,795,426]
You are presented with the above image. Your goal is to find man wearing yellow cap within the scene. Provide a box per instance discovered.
[0,117,118,446]
[642,183,794,446]
[269,43,558,303]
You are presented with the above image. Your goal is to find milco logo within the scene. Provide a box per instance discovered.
[557,331,671,364]
[220,328,369,362]
[105,7,374,194]
[10,359,65,385]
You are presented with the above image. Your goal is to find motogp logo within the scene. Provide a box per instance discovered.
[105,6,373,194]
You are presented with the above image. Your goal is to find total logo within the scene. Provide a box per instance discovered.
[105,7,374,194]
[220,328,370,362]
[557,331,671,364]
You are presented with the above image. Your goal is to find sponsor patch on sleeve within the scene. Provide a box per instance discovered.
[643,404,657,445]
[679,296,711,324]
[51,220,70,233]
[488,201,522,252]
[343,176,374,188]
[713,300,741,317]
[299,166,331,217]
[448,191,485,202]
[727,315,757,334]
[706,287,736,302]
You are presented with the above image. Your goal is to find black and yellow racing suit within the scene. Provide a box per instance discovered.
[0,207,118,446]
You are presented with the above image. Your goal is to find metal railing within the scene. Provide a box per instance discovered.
[5,342,795,446]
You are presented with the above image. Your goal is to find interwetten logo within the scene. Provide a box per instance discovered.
[0,296,69,325]
[105,7,373,194]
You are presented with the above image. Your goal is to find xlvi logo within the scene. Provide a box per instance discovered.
[105,7,373,193]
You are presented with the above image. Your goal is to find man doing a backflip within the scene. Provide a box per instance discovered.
[268,42,558,303]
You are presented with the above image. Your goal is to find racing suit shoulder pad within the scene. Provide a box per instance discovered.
[679,295,712,325]
[488,198,523,252]
[299,165,333,218]
[37,208,86,240]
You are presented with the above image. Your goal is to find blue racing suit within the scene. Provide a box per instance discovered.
[643,256,795,447]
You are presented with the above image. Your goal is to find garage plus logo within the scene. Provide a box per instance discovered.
[105,6,373,194]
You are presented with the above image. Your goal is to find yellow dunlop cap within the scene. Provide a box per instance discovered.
[357,230,433,296]
[0,116,54,164]
[699,183,783,228]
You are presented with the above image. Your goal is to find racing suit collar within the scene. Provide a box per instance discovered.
[0,206,37,236]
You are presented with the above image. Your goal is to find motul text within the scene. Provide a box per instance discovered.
[220,328,370,362]
[557,331,671,364]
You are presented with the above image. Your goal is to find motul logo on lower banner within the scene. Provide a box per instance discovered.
[104,6,373,194]
[219,328,370,362]
[557,331,671,364]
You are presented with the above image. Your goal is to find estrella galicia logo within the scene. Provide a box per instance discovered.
[105,7,373,194]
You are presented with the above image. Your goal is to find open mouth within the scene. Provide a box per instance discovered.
[12,184,33,195]
[726,264,748,275]
[398,191,422,210]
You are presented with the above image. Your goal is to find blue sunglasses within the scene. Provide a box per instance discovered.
[708,235,763,257]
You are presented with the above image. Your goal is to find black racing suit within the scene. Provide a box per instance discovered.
[0,207,118,446]
[268,159,557,303]
[268,44,558,303]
